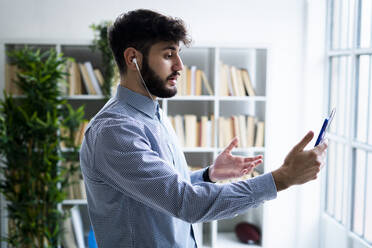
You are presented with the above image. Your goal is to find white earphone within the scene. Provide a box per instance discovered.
[131,57,156,103]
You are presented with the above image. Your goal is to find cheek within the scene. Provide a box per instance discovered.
[149,59,171,78]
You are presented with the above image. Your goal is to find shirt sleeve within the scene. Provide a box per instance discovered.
[93,119,277,224]
[190,168,207,184]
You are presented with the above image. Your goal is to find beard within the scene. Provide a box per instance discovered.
[140,57,178,98]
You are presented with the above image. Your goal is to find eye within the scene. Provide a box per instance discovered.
[165,53,173,59]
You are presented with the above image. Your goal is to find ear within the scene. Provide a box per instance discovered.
[124,47,143,71]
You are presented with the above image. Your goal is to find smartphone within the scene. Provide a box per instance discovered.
[315,108,336,147]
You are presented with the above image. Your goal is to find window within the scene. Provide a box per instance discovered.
[323,0,372,246]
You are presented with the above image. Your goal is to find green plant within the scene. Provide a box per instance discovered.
[0,47,84,247]
[90,21,119,98]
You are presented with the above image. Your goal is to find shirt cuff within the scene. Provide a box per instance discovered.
[249,172,277,203]
[190,168,205,184]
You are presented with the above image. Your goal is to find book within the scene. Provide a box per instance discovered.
[186,66,192,95]
[79,63,97,95]
[93,69,104,87]
[84,62,102,95]
[195,69,202,96]
[255,121,265,147]
[218,117,225,148]
[219,62,228,96]
[229,66,239,96]
[246,116,256,147]
[210,115,215,147]
[225,64,233,96]
[179,65,188,96]
[200,116,208,147]
[68,61,83,95]
[241,69,256,96]
[190,66,197,95]
[235,69,246,96]
[174,115,185,147]
[184,115,197,147]
[200,70,214,95]
[238,115,247,147]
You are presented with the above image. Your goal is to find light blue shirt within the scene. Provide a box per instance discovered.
[80,85,277,248]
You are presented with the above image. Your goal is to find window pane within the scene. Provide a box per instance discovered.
[335,57,350,137]
[332,0,355,49]
[353,149,366,235]
[365,152,372,242]
[342,145,350,225]
[329,57,339,134]
[334,143,344,221]
[332,0,341,49]
[369,74,372,145]
[344,57,352,136]
[347,0,356,48]
[359,0,372,48]
[339,0,352,48]
[356,56,370,142]
[326,140,337,215]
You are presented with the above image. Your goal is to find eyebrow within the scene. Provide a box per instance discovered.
[161,45,180,52]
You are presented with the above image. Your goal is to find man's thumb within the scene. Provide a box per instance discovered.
[292,131,314,152]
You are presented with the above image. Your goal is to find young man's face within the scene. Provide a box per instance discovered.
[141,41,183,98]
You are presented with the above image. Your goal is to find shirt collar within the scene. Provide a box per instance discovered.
[115,84,159,119]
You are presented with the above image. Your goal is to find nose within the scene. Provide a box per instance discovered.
[172,54,183,72]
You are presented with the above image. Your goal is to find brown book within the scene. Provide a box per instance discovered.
[186,67,192,95]
[255,121,265,147]
[229,66,239,96]
[241,69,256,96]
[79,63,97,95]
[219,63,228,96]
[184,115,197,147]
[210,115,215,147]
[200,70,214,95]
[178,65,188,96]
[200,116,208,147]
[246,116,256,147]
[68,62,83,95]
[94,69,104,86]
[238,115,247,147]
[236,69,246,96]
[174,115,185,147]
[218,117,225,148]
[196,120,201,147]
[195,69,202,96]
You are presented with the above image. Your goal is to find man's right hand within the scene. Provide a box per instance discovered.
[272,131,328,192]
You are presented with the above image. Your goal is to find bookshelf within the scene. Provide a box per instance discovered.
[1,40,268,248]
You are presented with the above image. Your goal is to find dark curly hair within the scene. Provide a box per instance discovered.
[108,9,192,75]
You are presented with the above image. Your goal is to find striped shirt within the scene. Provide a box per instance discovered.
[80,85,277,248]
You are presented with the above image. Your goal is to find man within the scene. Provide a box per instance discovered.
[80,9,328,248]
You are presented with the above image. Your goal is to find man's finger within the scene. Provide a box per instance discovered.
[243,155,263,163]
[315,139,328,153]
[243,159,262,168]
[292,131,314,153]
[223,137,238,154]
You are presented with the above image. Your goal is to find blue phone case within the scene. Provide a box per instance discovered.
[314,108,336,147]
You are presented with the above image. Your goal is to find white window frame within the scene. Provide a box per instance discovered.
[321,0,372,247]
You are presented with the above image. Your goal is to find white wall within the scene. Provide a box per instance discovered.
[0,0,326,247]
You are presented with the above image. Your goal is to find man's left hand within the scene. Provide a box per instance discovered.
[209,137,263,182]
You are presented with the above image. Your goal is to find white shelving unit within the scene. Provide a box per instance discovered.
[0,40,268,248]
